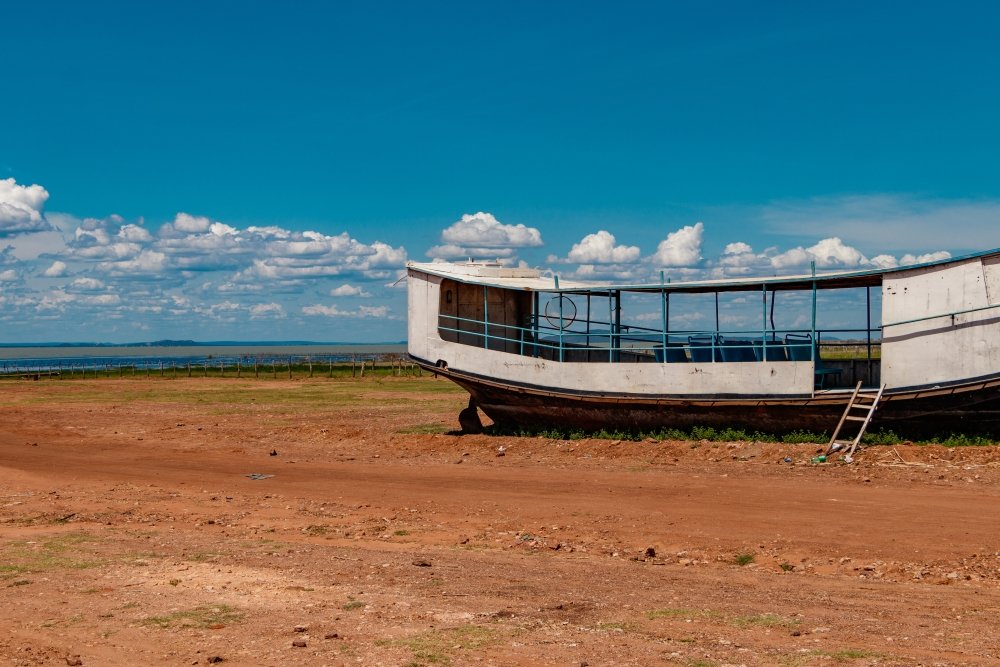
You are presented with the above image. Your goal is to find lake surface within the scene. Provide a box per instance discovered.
[0,344,407,372]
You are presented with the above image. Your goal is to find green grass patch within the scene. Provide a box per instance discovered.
[487,421,1000,446]
[733,552,755,566]
[397,423,450,435]
[0,532,101,578]
[376,625,501,666]
[732,613,798,629]
[142,604,244,629]
[342,600,366,611]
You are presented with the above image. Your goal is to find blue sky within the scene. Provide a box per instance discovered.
[1,1,998,342]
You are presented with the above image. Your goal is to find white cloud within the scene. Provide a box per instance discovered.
[723,242,753,255]
[428,212,542,261]
[770,237,868,270]
[650,222,704,267]
[249,302,287,319]
[555,230,640,264]
[43,260,68,277]
[70,277,106,291]
[900,250,951,266]
[80,293,121,306]
[330,284,371,297]
[0,178,52,235]
[97,249,169,276]
[0,269,18,281]
[118,224,153,243]
[358,305,390,318]
[169,213,213,234]
[302,303,392,318]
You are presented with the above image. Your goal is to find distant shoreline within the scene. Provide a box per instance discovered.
[0,340,405,349]
[0,343,407,361]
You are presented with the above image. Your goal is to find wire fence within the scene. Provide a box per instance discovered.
[0,353,421,381]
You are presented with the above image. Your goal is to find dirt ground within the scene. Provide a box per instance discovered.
[1,376,999,667]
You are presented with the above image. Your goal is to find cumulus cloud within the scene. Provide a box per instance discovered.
[0,178,52,235]
[704,236,953,276]
[900,250,952,266]
[43,260,68,277]
[249,302,287,319]
[301,303,392,318]
[770,237,868,270]
[98,249,169,277]
[550,230,640,265]
[428,212,542,261]
[650,222,704,267]
[441,212,542,248]
[330,284,371,297]
[69,277,106,291]
[54,212,406,284]
[165,212,213,235]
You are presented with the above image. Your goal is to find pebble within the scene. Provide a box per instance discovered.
[206,658,224,664]
[412,558,432,567]
[324,632,340,639]
[294,625,308,632]
[291,640,307,648]
[65,658,83,667]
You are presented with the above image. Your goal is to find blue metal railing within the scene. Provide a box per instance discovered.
[438,313,880,364]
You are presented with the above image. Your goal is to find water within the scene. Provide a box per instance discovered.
[0,344,407,374]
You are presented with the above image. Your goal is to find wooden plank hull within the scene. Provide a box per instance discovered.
[413,357,1000,438]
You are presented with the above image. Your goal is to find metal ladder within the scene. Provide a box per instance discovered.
[826,381,886,462]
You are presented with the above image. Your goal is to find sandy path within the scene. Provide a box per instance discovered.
[1,377,999,666]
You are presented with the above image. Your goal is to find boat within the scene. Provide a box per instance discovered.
[405,248,1000,438]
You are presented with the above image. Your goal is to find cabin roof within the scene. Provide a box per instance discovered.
[408,247,1000,294]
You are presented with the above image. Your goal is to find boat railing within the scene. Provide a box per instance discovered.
[882,302,1000,329]
[437,313,880,365]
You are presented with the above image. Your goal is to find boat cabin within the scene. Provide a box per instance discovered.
[407,250,1000,401]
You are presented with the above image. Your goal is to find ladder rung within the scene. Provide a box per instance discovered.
[828,382,886,458]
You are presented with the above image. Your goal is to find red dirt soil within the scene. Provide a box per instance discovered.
[1,377,999,666]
